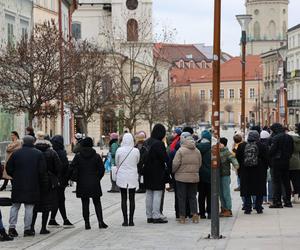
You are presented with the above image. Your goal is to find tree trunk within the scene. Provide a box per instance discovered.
[81,118,88,136]
[28,111,34,127]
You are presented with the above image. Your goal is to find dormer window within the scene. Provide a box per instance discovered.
[179,60,184,69]
[189,61,195,69]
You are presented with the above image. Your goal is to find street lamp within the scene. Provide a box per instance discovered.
[236,14,252,133]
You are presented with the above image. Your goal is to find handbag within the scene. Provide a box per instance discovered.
[112,148,134,182]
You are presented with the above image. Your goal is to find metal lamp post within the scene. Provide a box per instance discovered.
[278,46,288,126]
[236,14,252,133]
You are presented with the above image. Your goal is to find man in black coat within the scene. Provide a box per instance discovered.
[269,123,294,208]
[6,136,48,237]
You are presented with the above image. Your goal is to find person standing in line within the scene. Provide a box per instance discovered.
[115,133,140,226]
[269,123,294,208]
[72,133,83,154]
[48,135,74,228]
[108,133,120,193]
[71,137,108,230]
[144,124,168,224]
[31,132,62,235]
[236,130,268,214]
[289,123,300,204]
[172,132,201,224]
[135,132,147,193]
[219,137,239,217]
[196,130,211,219]
[232,133,243,192]
[7,135,48,237]
[0,209,13,241]
[25,127,36,139]
[0,131,22,191]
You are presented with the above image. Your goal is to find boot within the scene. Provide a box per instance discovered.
[219,207,226,217]
[192,214,199,223]
[95,202,108,229]
[222,209,233,217]
[85,220,91,230]
[0,229,14,241]
[179,216,186,224]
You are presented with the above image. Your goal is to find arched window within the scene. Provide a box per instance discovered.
[201,61,206,68]
[254,21,260,40]
[127,19,138,41]
[189,61,195,69]
[268,20,276,40]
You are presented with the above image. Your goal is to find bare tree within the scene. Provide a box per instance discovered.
[66,40,114,135]
[0,21,73,126]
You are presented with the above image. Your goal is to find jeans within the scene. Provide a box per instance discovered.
[198,181,211,216]
[176,181,197,217]
[220,176,232,210]
[146,190,163,219]
[245,195,263,212]
[9,203,34,231]
[272,168,291,205]
[0,209,4,230]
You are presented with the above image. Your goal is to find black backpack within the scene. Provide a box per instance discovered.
[137,140,152,175]
[244,142,259,167]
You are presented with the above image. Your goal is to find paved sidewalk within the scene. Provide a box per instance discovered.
[1,173,300,250]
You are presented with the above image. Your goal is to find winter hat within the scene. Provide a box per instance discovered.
[270,123,284,135]
[174,128,182,136]
[151,124,166,141]
[201,130,212,142]
[81,137,93,147]
[180,132,193,144]
[135,131,146,142]
[260,130,270,139]
[23,135,35,146]
[220,137,228,147]
[36,131,45,140]
[110,133,119,140]
[182,126,194,135]
[247,130,260,142]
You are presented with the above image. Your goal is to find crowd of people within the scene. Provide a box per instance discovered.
[0,122,300,242]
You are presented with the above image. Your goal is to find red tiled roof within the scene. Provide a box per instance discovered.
[170,55,262,85]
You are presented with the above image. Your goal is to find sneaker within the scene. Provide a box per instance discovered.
[40,229,50,235]
[136,189,146,194]
[256,209,263,214]
[284,203,293,208]
[48,219,61,228]
[244,210,251,215]
[8,228,18,238]
[24,230,35,237]
[63,219,75,228]
[147,218,154,223]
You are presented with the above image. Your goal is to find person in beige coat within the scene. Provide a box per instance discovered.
[172,132,202,224]
[1,131,22,191]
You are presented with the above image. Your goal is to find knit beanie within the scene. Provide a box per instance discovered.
[81,137,93,147]
[110,133,119,140]
[260,130,270,139]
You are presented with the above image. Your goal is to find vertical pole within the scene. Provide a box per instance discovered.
[283,60,288,126]
[241,33,246,134]
[58,0,64,135]
[211,0,221,239]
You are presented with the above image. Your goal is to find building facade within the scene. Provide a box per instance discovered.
[0,0,32,141]
[245,0,288,55]
[287,24,300,125]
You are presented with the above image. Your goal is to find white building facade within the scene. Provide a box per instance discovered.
[287,24,300,125]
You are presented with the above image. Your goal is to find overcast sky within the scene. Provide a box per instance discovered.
[153,0,300,56]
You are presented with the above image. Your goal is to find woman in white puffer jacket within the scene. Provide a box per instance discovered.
[115,133,140,226]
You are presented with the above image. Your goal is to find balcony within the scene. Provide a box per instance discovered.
[288,100,300,107]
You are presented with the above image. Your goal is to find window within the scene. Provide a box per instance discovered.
[179,60,184,69]
[298,34,300,47]
[5,14,15,46]
[126,0,138,10]
[268,20,276,40]
[210,90,213,99]
[20,19,29,39]
[72,22,81,40]
[200,90,205,100]
[127,19,138,41]
[229,89,234,99]
[51,0,55,11]
[249,88,255,98]
[220,89,224,99]
[189,61,195,69]
[201,61,206,68]
[131,77,141,94]
[240,89,242,98]
[254,21,260,40]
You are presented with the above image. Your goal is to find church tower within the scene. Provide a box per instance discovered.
[245,0,289,55]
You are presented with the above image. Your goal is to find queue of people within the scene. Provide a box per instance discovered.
[1,122,300,242]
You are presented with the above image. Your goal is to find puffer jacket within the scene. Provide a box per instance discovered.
[172,139,202,183]
[289,135,300,171]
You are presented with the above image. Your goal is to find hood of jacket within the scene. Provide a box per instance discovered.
[80,147,96,159]
[151,124,166,141]
[121,133,134,148]
[181,138,196,149]
[35,139,51,152]
[270,123,284,135]
[51,135,64,151]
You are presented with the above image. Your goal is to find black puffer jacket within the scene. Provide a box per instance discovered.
[6,145,48,204]
[35,140,62,212]
[71,147,105,198]
[51,135,70,187]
